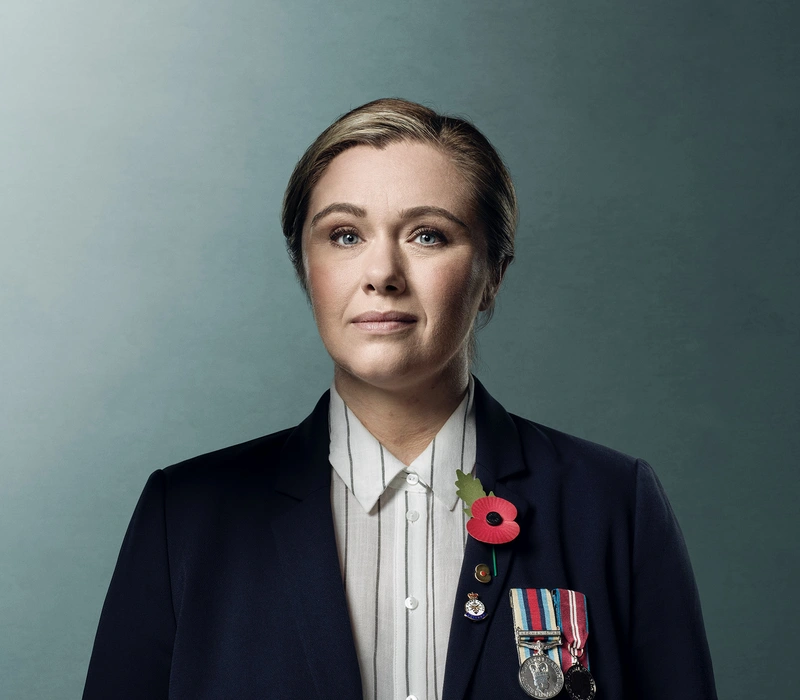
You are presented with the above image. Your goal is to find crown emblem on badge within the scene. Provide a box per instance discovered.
[464,592,488,621]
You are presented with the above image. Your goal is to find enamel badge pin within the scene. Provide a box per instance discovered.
[464,592,488,621]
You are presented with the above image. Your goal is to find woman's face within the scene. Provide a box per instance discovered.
[302,140,491,392]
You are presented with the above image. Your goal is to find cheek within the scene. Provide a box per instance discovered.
[424,257,487,325]
[305,254,361,337]
[306,259,327,298]
[306,259,341,321]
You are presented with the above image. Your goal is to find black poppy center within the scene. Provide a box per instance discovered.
[486,511,503,526]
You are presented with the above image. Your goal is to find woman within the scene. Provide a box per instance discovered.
[83,98,716,700]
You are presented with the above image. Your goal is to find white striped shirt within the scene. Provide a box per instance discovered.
[328,378,476,700]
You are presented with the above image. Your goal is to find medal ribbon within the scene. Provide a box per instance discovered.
[508,588,561,665]
[553,588,590,670]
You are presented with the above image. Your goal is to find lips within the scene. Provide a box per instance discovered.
[352,311,417,323]
[351,311,418,332]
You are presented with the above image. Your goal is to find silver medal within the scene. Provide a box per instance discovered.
[518,652,565,699]
[519,640,564,700]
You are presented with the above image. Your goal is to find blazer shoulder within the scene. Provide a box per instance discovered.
[159,426,295,495]
[507,414,667,537]
[510,413,643,485]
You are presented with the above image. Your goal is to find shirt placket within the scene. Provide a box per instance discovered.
[396,471,430,700]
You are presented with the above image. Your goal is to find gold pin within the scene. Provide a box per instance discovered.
[474,563,492,583]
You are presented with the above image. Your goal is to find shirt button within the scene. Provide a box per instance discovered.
[404,596,419,610]
[406,510,419,522]
[406,472,419,485]
[407,696,419,700]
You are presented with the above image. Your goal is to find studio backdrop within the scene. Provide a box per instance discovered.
[1,1,797,699]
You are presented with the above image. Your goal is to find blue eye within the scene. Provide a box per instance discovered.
[414,229,443,246]
[332,230,361,246]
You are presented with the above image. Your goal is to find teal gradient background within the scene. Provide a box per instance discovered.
[1,1,797,698]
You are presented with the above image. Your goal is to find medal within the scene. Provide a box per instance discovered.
[509,589,564,698]
[564,663,596,700]
[510,588,596,698]
[518,645,564,699]
[553,588,596,700]
[464,592,488,621]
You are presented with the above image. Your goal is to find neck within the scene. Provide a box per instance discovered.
[334,362,470,466]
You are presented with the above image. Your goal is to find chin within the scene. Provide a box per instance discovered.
[336,353,431,391]
[336,344,470,393]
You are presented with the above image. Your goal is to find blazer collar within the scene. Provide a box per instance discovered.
[271,390,364,700]
[273,390,331,500]
[442,376,531,700]
[472,376,528,483]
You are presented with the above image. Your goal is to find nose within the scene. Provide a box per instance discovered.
[361,237,406,295]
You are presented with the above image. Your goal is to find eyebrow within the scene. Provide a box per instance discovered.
[309,203,367,230]
[309,202,469,231]
[399,206,470,231]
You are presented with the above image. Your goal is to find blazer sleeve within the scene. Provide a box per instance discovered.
[83,470,175,699]
[629,459,717,698]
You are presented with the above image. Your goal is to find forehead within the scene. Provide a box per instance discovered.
[307,141,474,222]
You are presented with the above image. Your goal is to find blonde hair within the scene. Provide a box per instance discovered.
[281,97,517,322]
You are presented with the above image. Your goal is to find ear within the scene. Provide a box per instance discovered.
[478,257,512,312]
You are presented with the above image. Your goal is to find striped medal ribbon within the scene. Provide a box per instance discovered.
[553,588,596,700]
[508,589,565,699]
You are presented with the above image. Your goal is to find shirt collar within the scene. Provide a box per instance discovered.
[328,377,476,513]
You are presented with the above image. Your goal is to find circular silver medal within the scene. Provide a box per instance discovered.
[564,663,596,700]
[518,653,564,699]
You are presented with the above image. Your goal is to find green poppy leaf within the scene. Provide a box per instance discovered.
[455,468,488,509]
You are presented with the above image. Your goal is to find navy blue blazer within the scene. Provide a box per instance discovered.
[83,378,716,699]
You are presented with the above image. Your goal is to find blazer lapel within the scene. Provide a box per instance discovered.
[442,378,530,700]
[271,392,364,700]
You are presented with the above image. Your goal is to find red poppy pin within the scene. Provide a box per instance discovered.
[455,469,520,545]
